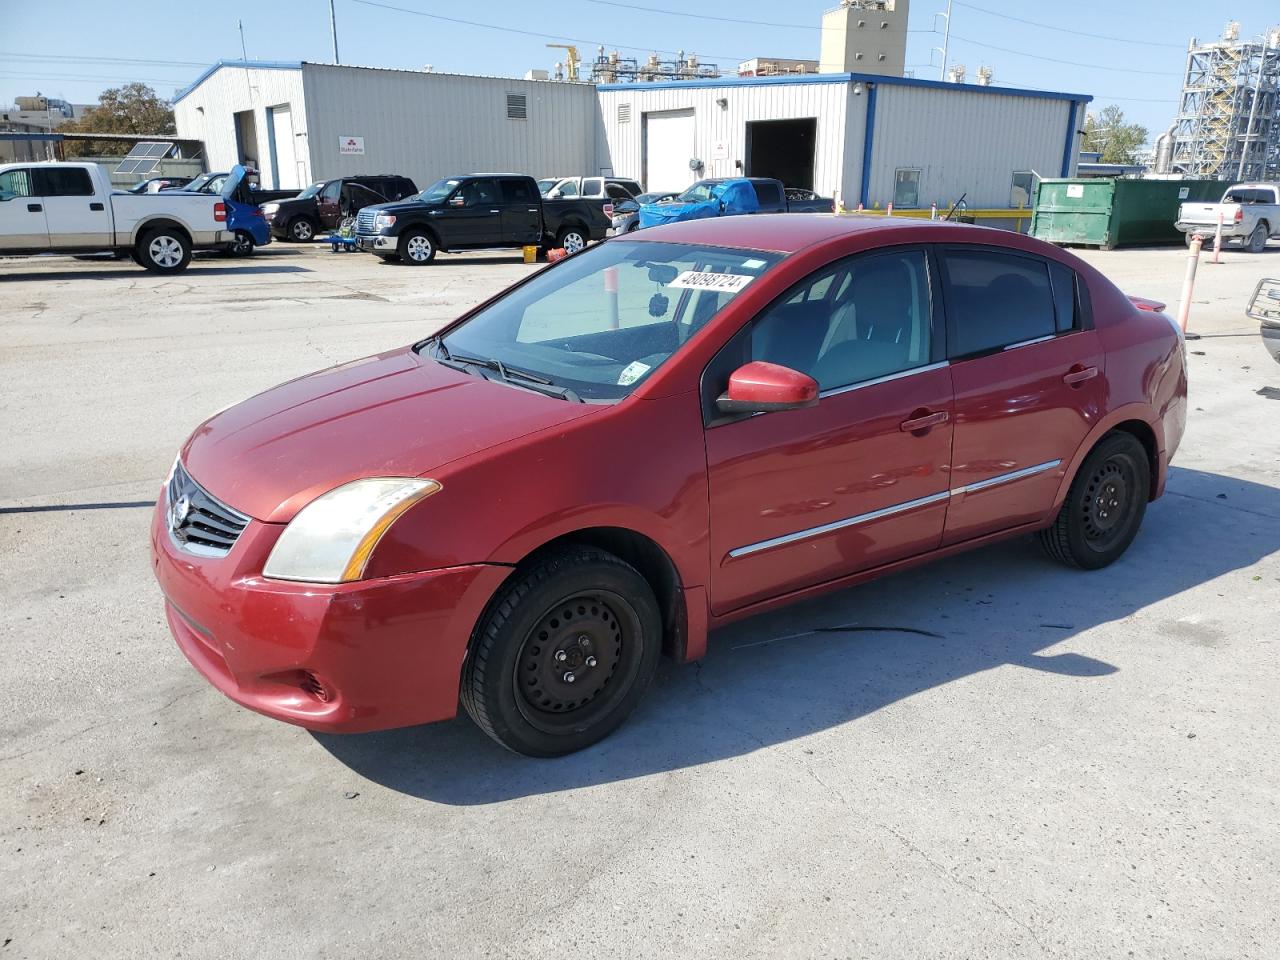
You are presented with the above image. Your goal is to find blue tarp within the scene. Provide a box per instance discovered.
[638,178,759,229]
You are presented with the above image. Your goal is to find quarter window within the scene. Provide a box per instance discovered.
[749,250,934,391]
[943,249,1058,355]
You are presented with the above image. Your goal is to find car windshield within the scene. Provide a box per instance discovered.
[419,178,461,202]
[429,240,780,401]
[296,182,325,200]
[636,193,669,204]
[181,173,218,193]
[677,182,716,203]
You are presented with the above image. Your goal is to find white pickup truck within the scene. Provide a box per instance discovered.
[0,161,231,273]
[1176,182,1280,253]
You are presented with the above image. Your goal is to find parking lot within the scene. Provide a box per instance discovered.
[2,240,1278,958]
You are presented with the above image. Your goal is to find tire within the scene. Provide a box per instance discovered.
[557,226,588,255]
[226,230,255,257]
[1038,431,1150,570]
[398,229,436,264]
[1183,231,1196,248]
[1248,222,1269,253]
[287,217,317,243]
[135,227,191,274]
[460,546,662,757]
[626,220,641,233]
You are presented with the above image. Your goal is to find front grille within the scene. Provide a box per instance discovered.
[356,208,378,234]
[167,462,250,558]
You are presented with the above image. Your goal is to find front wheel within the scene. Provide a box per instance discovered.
[1248,222,1269,253]
[460,546,661,757]
[398,229,436,264]
[135,228,191,273]
[1038,432,1150,569]
[287,217,317,242]
[557,226,588,255]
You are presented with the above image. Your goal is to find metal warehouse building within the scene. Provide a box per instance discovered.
[174,59,1089,218]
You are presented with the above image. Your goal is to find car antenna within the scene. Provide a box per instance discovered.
[943,193,968,222]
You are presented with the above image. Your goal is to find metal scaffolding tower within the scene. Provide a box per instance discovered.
[1171,23,1280,180]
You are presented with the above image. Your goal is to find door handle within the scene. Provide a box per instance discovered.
[527,208,538,213]
[1062,364,1098,387]
[489,209,501,214]
[27,203,42,212]
[900,410,949,433]
[90,202,105,211]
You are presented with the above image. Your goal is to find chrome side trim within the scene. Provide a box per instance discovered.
[1002,334,1056,351]
[950,459,1062,496]
[727,490,951,559]
[819,360,949,399]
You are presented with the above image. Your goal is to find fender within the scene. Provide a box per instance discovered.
[1046,402,1165,518]
[129,216,193,247]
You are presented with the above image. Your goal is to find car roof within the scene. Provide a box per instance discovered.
[628,213,1002,254]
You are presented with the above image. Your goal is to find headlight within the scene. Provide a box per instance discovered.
[261,202,279,215]
[374,213,397,230]
[262,478,441,583]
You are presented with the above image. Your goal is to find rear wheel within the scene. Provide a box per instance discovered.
[135,228,191,273]
[287,217,317,242]
[557,226,587,254]
[1248,222,1269,253]
[398,229,436,264]
[1039,432,1150,569]
[226,230,255,257]
[461,546,661,757]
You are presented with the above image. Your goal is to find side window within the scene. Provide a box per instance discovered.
[582,177,604,196]
[463,179,499,205]
[1010,171,1036,209]
[893,168,921,208]
[556,180,580,198]
[752,181,782,207]
[0,168,34,200]
[34,168,94,197]
[750,250,934,391]
[944,249,1057,356]
[605,184,632,200]
[500,178,536,203]
[320,181,341,202]
[1048,261,1078,333]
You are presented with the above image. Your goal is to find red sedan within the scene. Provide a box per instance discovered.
[152,215,1187,756]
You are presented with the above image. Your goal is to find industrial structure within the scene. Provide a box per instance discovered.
[1167,22,1280,180]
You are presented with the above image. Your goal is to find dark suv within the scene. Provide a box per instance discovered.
[263,175,417,242]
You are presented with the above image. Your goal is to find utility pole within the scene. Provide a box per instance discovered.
[329,0,341,64]
[937,0,954,81]
[238,19,248,60]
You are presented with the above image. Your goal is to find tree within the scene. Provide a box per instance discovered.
[1082,105,1148,166]
[59,83,176,155]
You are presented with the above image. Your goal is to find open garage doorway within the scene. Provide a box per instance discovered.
[745,118,817,191]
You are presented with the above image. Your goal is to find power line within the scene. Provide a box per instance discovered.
[0,51,209,68]
[346,0,753,64]
[947,33,1182,75]
[0,71,188,85]
[952,1,1187,49]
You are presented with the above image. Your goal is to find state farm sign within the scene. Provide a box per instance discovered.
[339,136,365,155]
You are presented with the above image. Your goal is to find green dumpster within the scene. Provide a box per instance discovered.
[1030,178,1224,249]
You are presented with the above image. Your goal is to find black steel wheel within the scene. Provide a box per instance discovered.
[1039,431,1150,569]
[461,546,661,756]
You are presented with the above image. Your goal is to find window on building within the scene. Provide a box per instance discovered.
[749,250,934,391]
[0,168,34,200]
[506,93,528,120]
[893,168,921,208]
[1010,171,1036,209]
[943,249,1058,356]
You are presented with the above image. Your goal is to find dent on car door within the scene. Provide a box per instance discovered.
[939,245,1104,545]
[703,247,954,614]
[0,168,49,249]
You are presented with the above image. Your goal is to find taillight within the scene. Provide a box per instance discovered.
[1235,207,1244,223]
[214,201,227,223]
[603,203,614,217]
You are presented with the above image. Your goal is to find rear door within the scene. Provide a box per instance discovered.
[33,167,108,248]
[498,177,541,244]
[751,180,785,213]
[939,245,1104,545]
[0,167,48,249]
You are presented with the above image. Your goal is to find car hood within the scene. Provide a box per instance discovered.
[181,348,601,523]
[365,198,440,216]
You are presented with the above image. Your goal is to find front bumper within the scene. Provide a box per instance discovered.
[354,232,396,252]
[1262,324,1280,365]
[150,495,511,733]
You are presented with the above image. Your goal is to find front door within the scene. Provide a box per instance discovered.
[938,245,1105,544]
[498,177,541,245]
[438,178,501,247]
[0,167,49,250]
[315,180,341,229]
[705,248,954,614]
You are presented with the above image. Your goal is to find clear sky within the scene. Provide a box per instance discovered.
[3,0,1277,142]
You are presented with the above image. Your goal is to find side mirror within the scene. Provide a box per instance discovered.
[716,361,819,415]
[449,195,466,207]
[548,188,562,199]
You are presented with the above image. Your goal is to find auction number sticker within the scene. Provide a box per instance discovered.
[668,271,754,293]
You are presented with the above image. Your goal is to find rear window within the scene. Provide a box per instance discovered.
[1224,187,1276,204]
[944,249,1058,356]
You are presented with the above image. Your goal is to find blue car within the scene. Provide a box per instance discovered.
[218,166,271,257]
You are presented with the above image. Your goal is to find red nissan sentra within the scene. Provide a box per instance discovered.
[152,215,1187,756]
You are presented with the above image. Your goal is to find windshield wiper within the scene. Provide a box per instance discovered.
[430,337,583,402]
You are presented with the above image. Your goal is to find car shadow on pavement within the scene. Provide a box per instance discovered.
[0,264,313,281]
[314,466,1279,804]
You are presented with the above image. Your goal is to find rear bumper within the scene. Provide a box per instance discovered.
[1176,221,1246,238]
[150,498,511,733]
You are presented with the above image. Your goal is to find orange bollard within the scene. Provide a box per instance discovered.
[1176,235,1202,334]
[1211,211,1224,264]
[604,265,620,329]
[886,201,894,216]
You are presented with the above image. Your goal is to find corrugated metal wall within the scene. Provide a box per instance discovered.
[596,82,850,198]
[866,85,1076,209]
[300,65,599,188]
[173,67,307,188]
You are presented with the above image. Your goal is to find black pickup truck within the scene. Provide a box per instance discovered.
[354,174,610,264]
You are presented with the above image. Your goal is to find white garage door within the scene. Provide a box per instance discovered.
[270,104,303,190]
[644,109,696,193]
